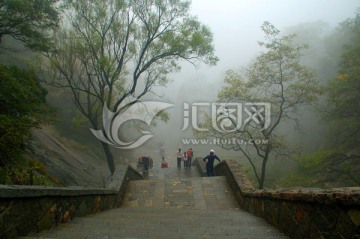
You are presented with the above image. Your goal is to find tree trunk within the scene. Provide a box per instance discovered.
[101,142,115,175]
[259,156,268,189]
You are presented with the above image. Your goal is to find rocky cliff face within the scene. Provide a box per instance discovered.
[27,127,109,188]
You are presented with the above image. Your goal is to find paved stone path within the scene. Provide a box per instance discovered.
[23,166,289,239]
[122,176,239,210]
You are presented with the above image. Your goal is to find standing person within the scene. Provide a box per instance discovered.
[137,157,143,172]
[161,156,168,168]
[160,145,165,161]
[187,148,193,167]
[183,151,188,168]
[203,149,221,177]
[176,148,182,168]
[149,157,153,169]
[140,156,150,173]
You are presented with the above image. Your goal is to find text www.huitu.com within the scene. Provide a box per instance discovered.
[182,138,269,145]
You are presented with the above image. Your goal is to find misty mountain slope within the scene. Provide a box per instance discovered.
[28,127,109,188]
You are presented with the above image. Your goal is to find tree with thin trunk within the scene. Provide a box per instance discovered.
[196,22,322,189]
[44,0,218,175]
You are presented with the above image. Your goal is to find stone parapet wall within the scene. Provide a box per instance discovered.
[0,165,143,239]
[214,159,360,239]
[193,157,207,176]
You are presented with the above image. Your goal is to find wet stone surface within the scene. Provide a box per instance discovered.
[22,163,289,239]
[122,167,239,210]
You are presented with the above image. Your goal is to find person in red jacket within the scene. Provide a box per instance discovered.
[187,148,193,167]
[203,149,221,176]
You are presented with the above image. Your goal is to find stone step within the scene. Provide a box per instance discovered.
[23,208,288,239]
[20,173,288,238]
[121,176,240,210]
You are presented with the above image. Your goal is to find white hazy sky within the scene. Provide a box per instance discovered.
[160,0,359,106]
[162,0,360,112]
[187,0,360,77]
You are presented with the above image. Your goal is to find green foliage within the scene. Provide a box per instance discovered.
[71,110,89,128]
[268,13,360,188]
[0,115,29,162]
[277,13,360,188]
[0,157,60,186]
[325,12,360,153]
[201,21,322,189]
[150,109,170,127]
[50,0,218,117]
[0,64,54,128]
[280,150,360,188]
[0,64,55,184]
[219,22,322,107]
[0,0,61,185]
[0,0,60,51]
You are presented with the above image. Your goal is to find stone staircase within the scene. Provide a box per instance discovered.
[22,170,288,238]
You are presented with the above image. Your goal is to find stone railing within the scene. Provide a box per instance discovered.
[0,165,143,238]
[193,157,207,176]
[213,159,360,239]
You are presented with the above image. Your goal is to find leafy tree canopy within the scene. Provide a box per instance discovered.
[46,0,218,174]
[197,22,322,189]
[281,150,360,188]
[0,64,54,167]
[0,0,60,51]
[325,11,360,154]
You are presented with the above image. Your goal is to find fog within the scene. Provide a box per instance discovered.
[138,0,359,164]
[191,0,358,69]
[1,0,358,188]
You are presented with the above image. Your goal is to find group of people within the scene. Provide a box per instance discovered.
[138,145,221,177]
[175,147,221,177]
[137,156,153,173]
[176,148,193,168]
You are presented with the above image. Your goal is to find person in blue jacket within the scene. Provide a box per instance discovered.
[203,149,221,177]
